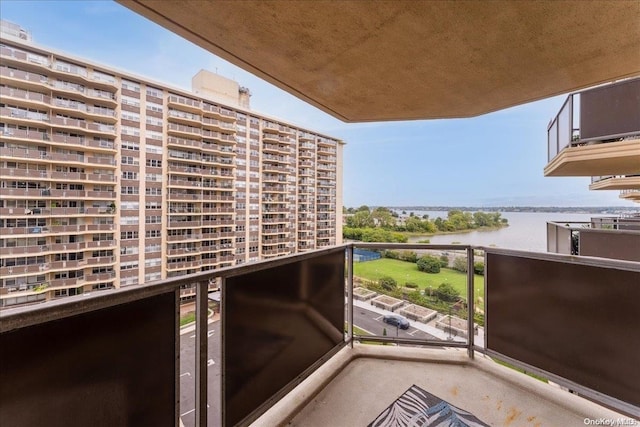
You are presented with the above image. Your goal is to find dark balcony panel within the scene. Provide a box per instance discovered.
[580,78,640,141]
[579,229,640,262]
[486,251,640,409]
[223,248,345,426]
[0,292,177,426]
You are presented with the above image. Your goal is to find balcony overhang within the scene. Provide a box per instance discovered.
[544,139,640,177]
[117,0,640,122]
[620,190,640,202]
[589,175,640,191]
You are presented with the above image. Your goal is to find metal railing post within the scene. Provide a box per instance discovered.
[466,246,475,359]
[195,280,208,427]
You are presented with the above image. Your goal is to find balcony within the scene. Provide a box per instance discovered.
[1,243,637,426]
[589,175,640,191]
[545,78,640,177]
[547,220,640,262]
[620,189,640,202]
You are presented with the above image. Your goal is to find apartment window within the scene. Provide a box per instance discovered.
[122,171,138,180]
[121,112,140,122]
[120,231,139,240]
[249,245,258,253]
[146,101,163,113]
[121,140,139,151]
[120,246,139,255]
[121,186,139,195]
[145,201,161,210]
[146,86,163,98]
[145,215,161,224]
[236,247,245,255]
[122,80,141,92]
[145,188,162,196]
[146,116,163,126]
[236,237,246,243]
[145,173,162,182]
[121,277,139,287]
[120,261,138,271]
[121,156,138,165]
[121,95,140,107]
[146,145,163,154]
[121,216,139,225]
[145,272,161,282]
[147,131,163,141]
[121,126,140,136]
[146,159,162,168]
[145,244,161,253]
[144,258,161,267]
[145,230,161,238]
[236,225,245,232]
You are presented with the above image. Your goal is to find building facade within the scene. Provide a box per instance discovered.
[0,25,343,308]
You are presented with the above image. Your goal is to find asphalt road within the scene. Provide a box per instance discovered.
[351,305,438,341]
[178,306,436,426]
[180,321,221,427]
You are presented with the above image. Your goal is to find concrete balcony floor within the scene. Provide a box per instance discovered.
[255,345,626,427]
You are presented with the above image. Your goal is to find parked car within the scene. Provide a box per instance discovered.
[382,314,410,330]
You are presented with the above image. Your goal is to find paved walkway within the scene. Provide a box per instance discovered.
[353,298,485,347]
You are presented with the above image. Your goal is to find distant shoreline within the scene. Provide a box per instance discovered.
[389,206,639,215]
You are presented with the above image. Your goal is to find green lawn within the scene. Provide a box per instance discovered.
[353,258,484,302]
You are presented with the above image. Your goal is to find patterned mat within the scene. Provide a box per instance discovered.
[368,384,489,427]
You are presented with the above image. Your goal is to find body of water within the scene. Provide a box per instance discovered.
[405,211,596,252]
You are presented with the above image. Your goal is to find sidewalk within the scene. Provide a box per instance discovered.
[179,310,220,335]
[353,298,485,347]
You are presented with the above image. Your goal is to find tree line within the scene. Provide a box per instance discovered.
[343,206,508,241]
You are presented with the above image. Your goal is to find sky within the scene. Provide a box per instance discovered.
[0,0,634,208]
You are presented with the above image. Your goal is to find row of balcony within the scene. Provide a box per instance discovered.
[0,46,117,88]
[1,224,114,236]
[1,87,116,120]
[0,240,116,256]
[0,168,115,182]
[0,147,116,167]
[0,188,116,199]
[0,67,117,105]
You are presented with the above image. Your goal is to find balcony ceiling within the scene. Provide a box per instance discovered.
[119,0,640,122]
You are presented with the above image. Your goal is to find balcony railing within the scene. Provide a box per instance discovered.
[1,244,638,426]
[547,77,640,162]
[547,220,640,262]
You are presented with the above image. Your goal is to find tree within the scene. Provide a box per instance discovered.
[452,256,468,273]
[399,250,417,263]
[371,207,396,229]
[439,254,449,268]
[347,210,374,228]
[473,262,484,276]
[379,276,397,291]
[417,255,441,273]
[436,282,460,302]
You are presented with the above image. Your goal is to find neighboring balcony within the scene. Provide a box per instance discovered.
[545,77,640,177]
[589,174,640,191]
[620,189,640,202]
[547,219,640,261]
[2,243,637,426]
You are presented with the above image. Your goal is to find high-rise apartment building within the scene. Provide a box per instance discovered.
[0,22,343,308]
